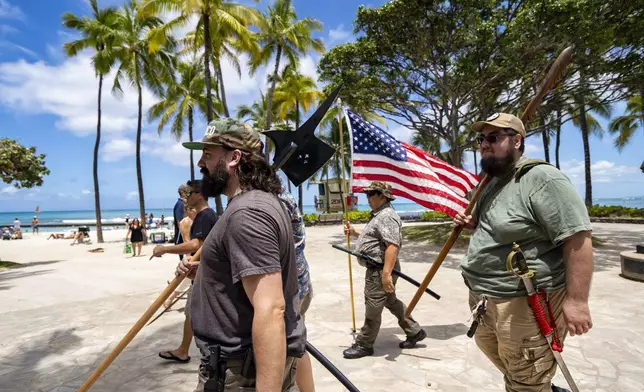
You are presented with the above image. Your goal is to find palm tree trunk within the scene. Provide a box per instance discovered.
[94,74,104,243]
[188,107,195,181]
[135,61,147,242]
[296,100,303,214]
[217,63,230,117]
[202,8,224,216]
[578,88,593,207]
[555,107,562,169]
[540,115,550,162]
[264,44,282,162]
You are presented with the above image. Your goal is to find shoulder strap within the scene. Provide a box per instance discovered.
[514,158,551,180]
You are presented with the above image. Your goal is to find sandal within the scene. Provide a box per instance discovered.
[158,351,190,363]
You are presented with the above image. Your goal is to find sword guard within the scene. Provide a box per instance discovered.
[506,242,535,279]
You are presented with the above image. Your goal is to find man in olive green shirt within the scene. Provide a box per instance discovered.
[455,113,594,392]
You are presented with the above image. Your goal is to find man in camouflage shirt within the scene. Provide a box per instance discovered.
[343,181,427,359]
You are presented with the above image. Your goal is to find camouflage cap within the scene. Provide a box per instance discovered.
[471,112,526,137]
[182,118,263,153]
[363,181,396,200]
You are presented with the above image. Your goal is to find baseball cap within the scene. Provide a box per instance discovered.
[472,113,525,137]
[182,118,263,153]
[363,181,396,200]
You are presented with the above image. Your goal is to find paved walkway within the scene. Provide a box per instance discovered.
[0,222,643,391]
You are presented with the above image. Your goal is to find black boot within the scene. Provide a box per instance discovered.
[343,343,374,359]
[399,329,427,348]
[551,385,571,392]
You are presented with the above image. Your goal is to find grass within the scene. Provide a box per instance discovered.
[402,223,472,248]
[402,224,607,249]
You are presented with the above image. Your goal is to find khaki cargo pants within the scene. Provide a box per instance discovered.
[469,288,568,392]
[355,264,422,348]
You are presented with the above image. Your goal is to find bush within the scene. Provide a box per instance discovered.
[347,210,372,222]
[587,205,644,218]
[302,213,319,223]
[420,211,450,220]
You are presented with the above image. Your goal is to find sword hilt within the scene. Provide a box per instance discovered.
[506,242,534,279]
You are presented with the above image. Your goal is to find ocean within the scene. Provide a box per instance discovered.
[2,197,643,233]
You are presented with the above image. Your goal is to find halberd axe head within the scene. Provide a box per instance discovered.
[263,83,344,187]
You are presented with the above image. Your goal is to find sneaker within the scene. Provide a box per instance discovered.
[551,386,570,392]
[399,329,427,349]
[342,343,374,359]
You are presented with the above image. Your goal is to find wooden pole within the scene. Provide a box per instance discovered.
[78,248,202,391]
[405,46,575,318]
[337,98,357,333]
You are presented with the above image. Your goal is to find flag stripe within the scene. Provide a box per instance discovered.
[401,151,471,198]
[403,143,479,188]
[352,156,470,206]
[352,179,463,217]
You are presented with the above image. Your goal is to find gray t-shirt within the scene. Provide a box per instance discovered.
[190,189,306,358]
[355,202,402,268]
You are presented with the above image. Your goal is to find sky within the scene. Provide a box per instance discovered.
[0,0,643,213]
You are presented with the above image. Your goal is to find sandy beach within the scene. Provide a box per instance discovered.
[1,221,643,391]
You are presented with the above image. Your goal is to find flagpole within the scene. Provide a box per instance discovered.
[337,98,357,334]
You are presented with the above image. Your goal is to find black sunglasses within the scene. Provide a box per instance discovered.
[366,190,380,197]
[476,130,517,145]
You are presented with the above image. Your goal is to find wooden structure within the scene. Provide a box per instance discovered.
[309,178,359,214]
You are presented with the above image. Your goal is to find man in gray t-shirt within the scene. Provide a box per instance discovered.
[179,118,305,392]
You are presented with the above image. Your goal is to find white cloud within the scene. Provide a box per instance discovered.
[81,189,91,195]
[299,55,318,84]
[102,137,136,162]
[0,185,17,194]
[220,52,260,97]
[524,143,543,154]
[126,191,138,200]
[560,159,640,184]
[0,54,156,137]
[0,24,17,36]
[388,125,414,144]
[0,41,38,58]
[100,131,194,167]
[0,0,23,20]
[329,25,351,43]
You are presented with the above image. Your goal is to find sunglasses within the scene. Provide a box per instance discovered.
[476,131,517,145]
[184,190,197,197]
[366,190,380,197]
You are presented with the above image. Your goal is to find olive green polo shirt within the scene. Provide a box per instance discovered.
[460,157,593,297]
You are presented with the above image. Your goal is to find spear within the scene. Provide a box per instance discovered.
[405,46,575,317]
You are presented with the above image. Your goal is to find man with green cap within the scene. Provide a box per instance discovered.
[454,112,594,392]
[343,181,426,359]
[176,118,306,391]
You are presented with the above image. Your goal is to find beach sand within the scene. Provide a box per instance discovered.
[1,222,643,391]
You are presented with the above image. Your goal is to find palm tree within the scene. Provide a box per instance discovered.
[273,65,323,212]
[140,0,258,216]
[148,58,220,180]
[249,0,325,159]
[609,94,643,152]
[110,0,176,229]
[62,0,120,244]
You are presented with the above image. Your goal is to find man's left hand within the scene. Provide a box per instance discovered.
[563,297,592,336]
[152,246,166,258]
[382,273,395,293]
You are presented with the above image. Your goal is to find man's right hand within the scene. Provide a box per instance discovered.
[453,212,476,230]
[344,222,358,238]
[175,259,199,280]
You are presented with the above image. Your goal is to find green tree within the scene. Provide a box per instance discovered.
[609,94,643,152]
[249,0,325,159]
[62,0,121,243]
[140,0,258,215]
[110,0,176,229]
[148,59,220,180]
[0,139,50,189]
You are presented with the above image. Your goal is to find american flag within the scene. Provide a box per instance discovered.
[344,109,480,218]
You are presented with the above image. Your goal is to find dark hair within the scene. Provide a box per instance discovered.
[234,151,283,195]
[186,179,203,195]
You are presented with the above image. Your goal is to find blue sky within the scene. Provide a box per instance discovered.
[1,0,643,213]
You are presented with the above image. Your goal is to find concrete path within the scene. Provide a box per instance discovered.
[0,222,643,391]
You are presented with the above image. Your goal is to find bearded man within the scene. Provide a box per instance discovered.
[454,113,594,392]
[178,118,305,392]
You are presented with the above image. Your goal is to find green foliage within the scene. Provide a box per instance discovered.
[402,224,472,248]
[302,213,319,223]
[347,210,371,222]
[587,205,644,218]
[0,138,50,188]
[420,211,449,220]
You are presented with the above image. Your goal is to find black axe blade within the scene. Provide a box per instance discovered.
[263,83,344,187]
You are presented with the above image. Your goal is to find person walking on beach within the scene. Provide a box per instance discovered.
[126,219,145,256]
[32,216,39,235]
[163,206,197,309]
[454,113,594,392]
[343,181,426,359]
[152,180,217,364]
[173,184,188,259]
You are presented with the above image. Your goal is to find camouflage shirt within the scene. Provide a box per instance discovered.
[278,191,312,300]
[355,202,402,267]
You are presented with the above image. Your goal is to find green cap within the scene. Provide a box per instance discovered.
[182,118,263,152]
[363,181,396,200]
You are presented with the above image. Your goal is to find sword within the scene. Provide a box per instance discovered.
[506,243,580,392]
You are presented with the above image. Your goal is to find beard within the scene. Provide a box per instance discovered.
[480,145,516,177]
[201,158,230,199]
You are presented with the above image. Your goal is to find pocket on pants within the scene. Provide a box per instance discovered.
[506,334,555,381]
